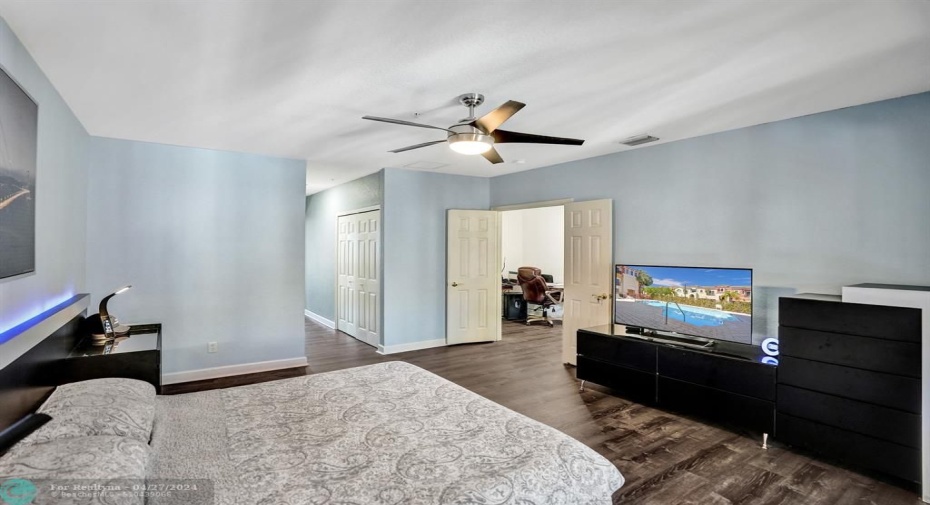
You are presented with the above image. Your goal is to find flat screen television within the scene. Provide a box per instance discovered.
[614,265,752,345]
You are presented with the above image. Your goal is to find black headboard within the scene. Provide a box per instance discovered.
[0,299,87,432]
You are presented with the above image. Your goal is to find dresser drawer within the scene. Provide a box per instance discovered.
[657,346,775,401]
[777,413,920,483]
[778,357,920,413]
[779,297,920,342]
[658,377,774,433]
[577,356,656,405]
[577,331,656,373]
[779,327,920,377]
[777,385,920,448]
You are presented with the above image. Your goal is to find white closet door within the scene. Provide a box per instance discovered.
[337,210,380,347]
[354,210,380,347]
[337,214,358,337]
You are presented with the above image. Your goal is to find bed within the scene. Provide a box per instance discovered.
[0,361,623,504]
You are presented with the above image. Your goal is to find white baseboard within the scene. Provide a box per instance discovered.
[162,356,309,385]
[377,338,446,355]
[304,309,335,329]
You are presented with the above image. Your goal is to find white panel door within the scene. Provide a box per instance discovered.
[337,210,381,347]
[336,214,358,337]
[354,210,380,347]
[562,200,613,365]
[447,210,501,345]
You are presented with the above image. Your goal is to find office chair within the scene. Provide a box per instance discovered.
[516,267,561,327]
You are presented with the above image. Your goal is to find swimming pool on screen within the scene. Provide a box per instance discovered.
[644,300,737,327]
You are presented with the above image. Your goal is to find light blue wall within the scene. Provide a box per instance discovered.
[0,17,89,339]
[382,168,490,347]
[86,137,307,375]
[304,171,382,320]
[490,92,930,342]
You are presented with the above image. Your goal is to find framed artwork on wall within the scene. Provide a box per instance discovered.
[0,65,38,280]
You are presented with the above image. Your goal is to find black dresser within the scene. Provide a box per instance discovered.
[777,294,922,484]
[577,326,776,435]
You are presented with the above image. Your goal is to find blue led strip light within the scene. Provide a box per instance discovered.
[0,295,85,345]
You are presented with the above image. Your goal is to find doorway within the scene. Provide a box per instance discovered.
[336,209,380,348]
[500,205,565,340]
[444,199,613,365]
[495,199,613,365]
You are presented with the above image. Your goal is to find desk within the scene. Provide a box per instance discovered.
[503,285,564,320]
[64,324,162,393]
[547,284,564,305]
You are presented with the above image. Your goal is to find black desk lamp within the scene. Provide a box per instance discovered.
[98,285,131,340]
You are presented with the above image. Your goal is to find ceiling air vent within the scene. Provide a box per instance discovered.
[620,134,659,147]
[403,161,448,171]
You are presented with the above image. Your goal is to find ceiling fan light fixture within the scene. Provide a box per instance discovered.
[448,133,494,155]
[363,93,584,164]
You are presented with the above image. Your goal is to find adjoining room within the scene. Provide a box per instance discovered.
[500,205,565,338]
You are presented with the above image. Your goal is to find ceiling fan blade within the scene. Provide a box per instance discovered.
[481,147,504,164]
[389,139,446,153]
[362,116,453,133]
[473,100,525,133]
[492,129,584,145]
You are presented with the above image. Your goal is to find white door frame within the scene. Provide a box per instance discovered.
[334,205,382,346]
[492,199,574,212]
[492,198,573,286]
[492,198,614,364]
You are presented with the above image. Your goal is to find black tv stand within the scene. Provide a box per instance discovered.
[577,325,776,437]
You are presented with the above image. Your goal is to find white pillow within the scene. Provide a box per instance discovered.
[23,378,156,446]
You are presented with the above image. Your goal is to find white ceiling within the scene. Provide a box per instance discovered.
[0,1,927,194]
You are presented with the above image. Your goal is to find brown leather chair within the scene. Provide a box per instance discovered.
[516,267,560,327]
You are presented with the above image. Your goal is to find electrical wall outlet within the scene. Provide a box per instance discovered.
[208,342,218,353]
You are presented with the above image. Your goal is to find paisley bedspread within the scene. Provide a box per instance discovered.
[149,361,623,504]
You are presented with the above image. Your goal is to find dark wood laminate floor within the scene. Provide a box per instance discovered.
[165,318,921,505]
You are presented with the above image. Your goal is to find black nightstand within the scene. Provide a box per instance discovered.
[63,324,162,393]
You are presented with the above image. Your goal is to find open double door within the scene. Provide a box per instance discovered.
[446,199,613,365]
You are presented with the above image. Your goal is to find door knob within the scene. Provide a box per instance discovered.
[452,282,461,287]
[591,293,609,301]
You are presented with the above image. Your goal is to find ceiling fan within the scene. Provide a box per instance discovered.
[362,93,584,164]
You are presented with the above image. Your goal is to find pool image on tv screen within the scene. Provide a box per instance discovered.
[614,265,752,344]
